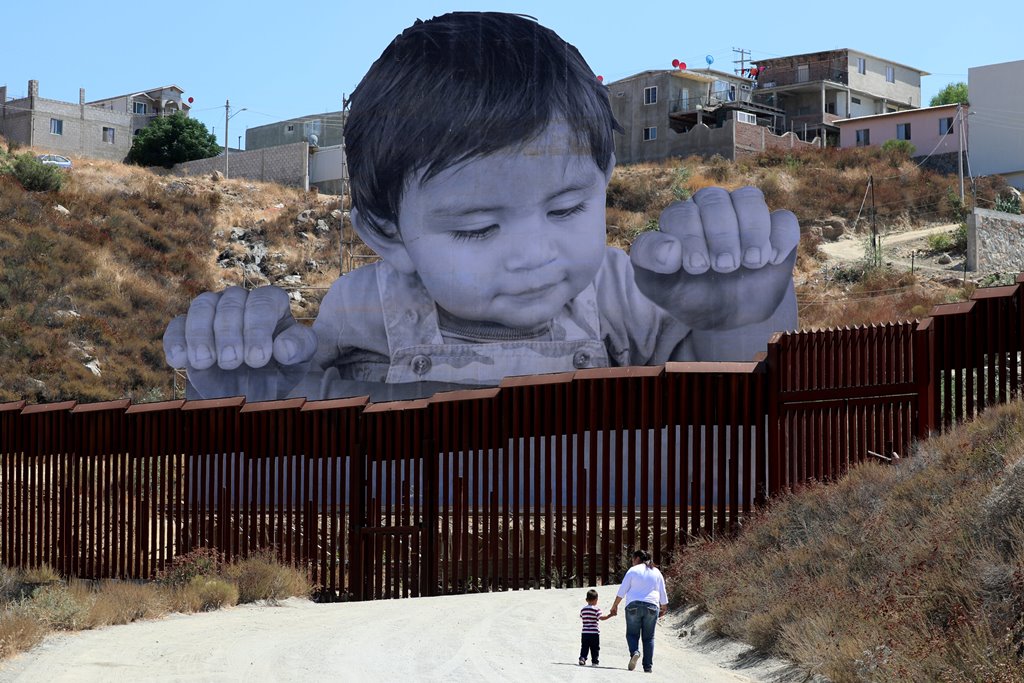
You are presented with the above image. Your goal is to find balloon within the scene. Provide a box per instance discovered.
[672,59,680,67]
[750,67,759,77]
[706,54,714,65]
[679,62,686,70]
[187,97,194,104]
[597,75,604,83]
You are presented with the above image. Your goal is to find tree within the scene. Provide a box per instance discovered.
[126,113,220,168]
[930,82,968,107]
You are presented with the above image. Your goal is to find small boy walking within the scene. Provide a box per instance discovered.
[579,588,613,666]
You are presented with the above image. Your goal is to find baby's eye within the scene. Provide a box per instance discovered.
[449,225,498,242]
[548,203,587,219]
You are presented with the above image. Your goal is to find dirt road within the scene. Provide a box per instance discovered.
[0,585,795,682]
[818,223,966,275]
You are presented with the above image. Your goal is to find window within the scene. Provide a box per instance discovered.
[737,112,757,125]
[939,117,955,135]
[133,102,148,115]
[825,102,836,115]
[886,65,895,83]
[856,129,870,146]
[133,129,142,136]
[643,126,657,141]
[851,96,862,105]
[896,123,911,140]
[286,124,295,132]
[856,57,866,75]
[643,86,657,105]
[797,64,809,82]
[50,118,63,135]
[102,127,115,144]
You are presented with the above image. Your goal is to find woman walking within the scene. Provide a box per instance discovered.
[608,550,668,673]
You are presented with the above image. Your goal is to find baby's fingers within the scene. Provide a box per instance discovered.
[273,322,319,366]
[243,286,293,368]
[163,315,188,368]
[630,231,682,275]
[768,210,801,265]
[185,291,223,370]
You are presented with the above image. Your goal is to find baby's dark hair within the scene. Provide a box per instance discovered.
[586,588,599,602]
[345,11,622,236]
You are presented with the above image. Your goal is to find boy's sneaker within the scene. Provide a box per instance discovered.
[591,660,599,666]
[578,658,586,666]
[628,651,641,671]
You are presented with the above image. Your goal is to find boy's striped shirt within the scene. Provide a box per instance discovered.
[580,604,602,633]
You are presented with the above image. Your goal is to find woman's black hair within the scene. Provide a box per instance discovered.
[633,549,652,564]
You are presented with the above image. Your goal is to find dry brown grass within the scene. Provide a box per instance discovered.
[666,400,1024,682]
[0,549,311,661]
[224,550,311,604]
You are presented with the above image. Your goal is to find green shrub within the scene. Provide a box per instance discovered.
[28,584,88,630]
[189,576,239,611]
[156,547,223,586]
[226,551,310,604]
[995,192,1021,215]
[881,138,916,158]
[12,154,64,192]
[926,231,955,253]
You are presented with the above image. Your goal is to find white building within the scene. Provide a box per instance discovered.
[969,60,1024,189]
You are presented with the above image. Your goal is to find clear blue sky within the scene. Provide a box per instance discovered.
[2,1,1014,149]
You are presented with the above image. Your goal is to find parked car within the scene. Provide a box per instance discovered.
[36,154,72,169]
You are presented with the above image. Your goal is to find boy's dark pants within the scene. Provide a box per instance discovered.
[580,633,600,663]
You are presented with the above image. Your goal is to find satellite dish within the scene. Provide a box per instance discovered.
[309,134,319,147]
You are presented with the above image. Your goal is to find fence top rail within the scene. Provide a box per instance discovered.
[239,397,306,413]
[666,361,761,374]
[181,396,246,411]
[125,399,186,414]
[970,284,1019,300]
[428,387,501,404]
[71,398,130,414]
[929,300,976,317]
[363,397,431,414]
[300,395,369,412]
[21,400,77,415]
[0,400,26,413]
[499,371,575,388]
[576,365,664,380]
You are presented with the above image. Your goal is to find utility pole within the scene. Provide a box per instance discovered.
[225,99,229,179]
[732,47,751,76]
[870,175,878,267]
[957,103,965,203]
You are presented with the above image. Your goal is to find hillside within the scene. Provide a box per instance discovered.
[0,140,1012,404]
[666,400,1024,682]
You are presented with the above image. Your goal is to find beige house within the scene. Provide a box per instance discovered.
[88,85,191,137]
[755,49,927,145]
[835,103,965,173]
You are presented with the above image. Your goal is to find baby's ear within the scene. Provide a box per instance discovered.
[351,207,416,274]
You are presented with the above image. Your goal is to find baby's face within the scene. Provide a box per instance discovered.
[394,125,610,329]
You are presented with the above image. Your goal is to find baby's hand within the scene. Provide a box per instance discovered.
[163,285,319,401]
[630,186,799,330]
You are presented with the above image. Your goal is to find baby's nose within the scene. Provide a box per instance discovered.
[504,232,557,271]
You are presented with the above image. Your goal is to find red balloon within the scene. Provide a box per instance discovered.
[187,97,194,104]
[597,75,604,83]
[679,62,686,70]
[750,67,759,76]
[671,59,680,67]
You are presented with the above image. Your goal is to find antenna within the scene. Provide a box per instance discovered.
[732,47,751,77]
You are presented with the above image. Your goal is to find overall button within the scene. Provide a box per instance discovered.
[411,354,432,376]
[572,351,591,369]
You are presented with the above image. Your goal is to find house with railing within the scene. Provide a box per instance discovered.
[754,49,927,146]
[606,68,818,164]
[88,85,191,138]
[834,103,966,173]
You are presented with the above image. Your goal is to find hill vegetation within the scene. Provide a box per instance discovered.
[665,400,1024,682]
[0,137,1011,404]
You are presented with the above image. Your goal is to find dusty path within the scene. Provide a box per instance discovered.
[0,585,794,682]
[818,222,966,275]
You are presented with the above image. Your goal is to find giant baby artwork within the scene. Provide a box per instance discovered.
[162,12,800,403]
